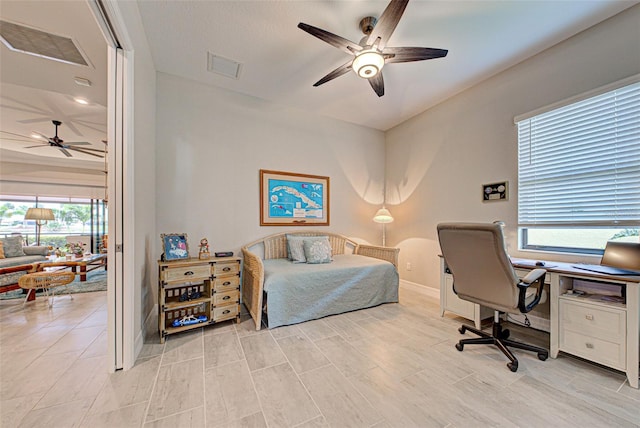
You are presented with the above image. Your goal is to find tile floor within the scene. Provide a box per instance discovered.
[1,284,639,427]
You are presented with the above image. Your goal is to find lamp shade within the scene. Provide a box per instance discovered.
[24,208,55,222]
[373,207,394,223]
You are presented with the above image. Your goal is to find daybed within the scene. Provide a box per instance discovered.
[242,231,399,330]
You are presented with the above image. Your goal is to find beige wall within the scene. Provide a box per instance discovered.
[155,73,386,256]
[385,5,640,289]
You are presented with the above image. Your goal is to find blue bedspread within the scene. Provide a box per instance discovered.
[263,254,399,328]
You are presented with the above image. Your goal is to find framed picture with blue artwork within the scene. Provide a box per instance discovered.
[260,169,330,226]
[161,233,190,261]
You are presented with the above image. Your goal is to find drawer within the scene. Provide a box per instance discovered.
[560,329,626,370]
[212,262,240,277]
[213,289,239,306]
[560,299,625,342]
[213,275,240,292]
[212,304,239,321]
[162,264,211,283]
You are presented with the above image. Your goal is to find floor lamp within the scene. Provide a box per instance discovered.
[373,207,394,247]
[24,208,55,246]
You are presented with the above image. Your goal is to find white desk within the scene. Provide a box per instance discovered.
[440,256,639,388]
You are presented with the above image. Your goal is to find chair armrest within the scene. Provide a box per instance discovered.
[521,268,546,285]
[355,245,399,268]
[517,268,547,313]
[241,247,265,330]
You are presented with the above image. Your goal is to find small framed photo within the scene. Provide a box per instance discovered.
[482,181,508,202]
[161,233,190,261]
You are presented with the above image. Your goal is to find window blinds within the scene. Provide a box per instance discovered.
[517,81,640,227]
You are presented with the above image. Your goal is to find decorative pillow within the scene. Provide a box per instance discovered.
[286,235,308,263]
[303,238,332,264]
[0,241,5,259]
[0,236,25,258]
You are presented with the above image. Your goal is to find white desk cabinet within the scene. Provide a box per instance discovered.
[439,257,492,329]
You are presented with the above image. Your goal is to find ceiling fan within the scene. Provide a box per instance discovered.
[1,120,105,158]
[298,0,448,97]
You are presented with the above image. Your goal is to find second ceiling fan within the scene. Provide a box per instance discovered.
[2,120,106,158]
[298,0,448,97]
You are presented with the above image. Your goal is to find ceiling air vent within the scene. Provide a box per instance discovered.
[207,52,241,79]
[0,20,88,66]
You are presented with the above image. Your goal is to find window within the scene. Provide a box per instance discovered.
[0,195,107,251]
[516,79,640,253]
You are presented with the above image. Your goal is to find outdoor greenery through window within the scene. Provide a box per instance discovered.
[516,79,640,254]
[0,195,107,252]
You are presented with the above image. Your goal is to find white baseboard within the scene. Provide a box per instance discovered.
[400,279,439,299]
[135,304,157,360]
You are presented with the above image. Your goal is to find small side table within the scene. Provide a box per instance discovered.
[18,271,75,307]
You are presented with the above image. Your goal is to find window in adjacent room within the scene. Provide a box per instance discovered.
[516,78,640,254]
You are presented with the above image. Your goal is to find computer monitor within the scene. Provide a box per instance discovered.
[601,241,640,271]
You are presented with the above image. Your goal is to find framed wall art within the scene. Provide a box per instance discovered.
[482,181,508,202]
[260,169,330,226]
[161,233,190,261]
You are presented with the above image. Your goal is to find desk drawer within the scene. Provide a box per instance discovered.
[560,298,625,342]
[162,265,211,283]
[560,330,626,370]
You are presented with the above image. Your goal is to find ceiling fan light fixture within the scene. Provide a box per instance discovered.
[352,50,384,79]
[74,97,89,105]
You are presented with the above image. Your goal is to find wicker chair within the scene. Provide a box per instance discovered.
[18,271,75,307]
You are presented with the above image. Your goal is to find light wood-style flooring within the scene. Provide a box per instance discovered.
[1,284,639,427]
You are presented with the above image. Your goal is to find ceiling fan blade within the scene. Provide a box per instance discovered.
[67,147,105,158]
[0,136,37,143]
[59,147,73,157]
[68,146,106,153]
[368,73,385,97]
[23,145,48,149]
[298,22,362,55]
[366,0,409,50]
[0,130,34,140]
[313,60,353,87]
[384,46,448,63]
[64,141,91,146]
[33,131,52,142]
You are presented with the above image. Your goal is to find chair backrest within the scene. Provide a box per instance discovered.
[437,222,520,313]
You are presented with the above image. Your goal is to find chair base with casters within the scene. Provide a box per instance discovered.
[455,311,548,372]
[18,271,75,308]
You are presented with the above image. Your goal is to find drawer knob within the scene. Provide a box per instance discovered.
[223,267,231,272]
[586,343,594,349]
[223,309,231,314]
[223,281,231,286]
[184,271,194,276]
[223,296,231,300]
[585,314,594,321]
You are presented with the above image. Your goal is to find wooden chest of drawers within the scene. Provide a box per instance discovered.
[158,257,241,343]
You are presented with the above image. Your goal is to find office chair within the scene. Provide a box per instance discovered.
[437,222,549,372]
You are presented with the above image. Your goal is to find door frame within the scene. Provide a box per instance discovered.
[88,0,136,371]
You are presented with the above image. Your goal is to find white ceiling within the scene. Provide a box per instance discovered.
[0,0,635,169]
[137,0,636,131]
[0,0,107,167]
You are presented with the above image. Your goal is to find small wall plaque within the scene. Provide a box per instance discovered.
[483,181,508,202]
